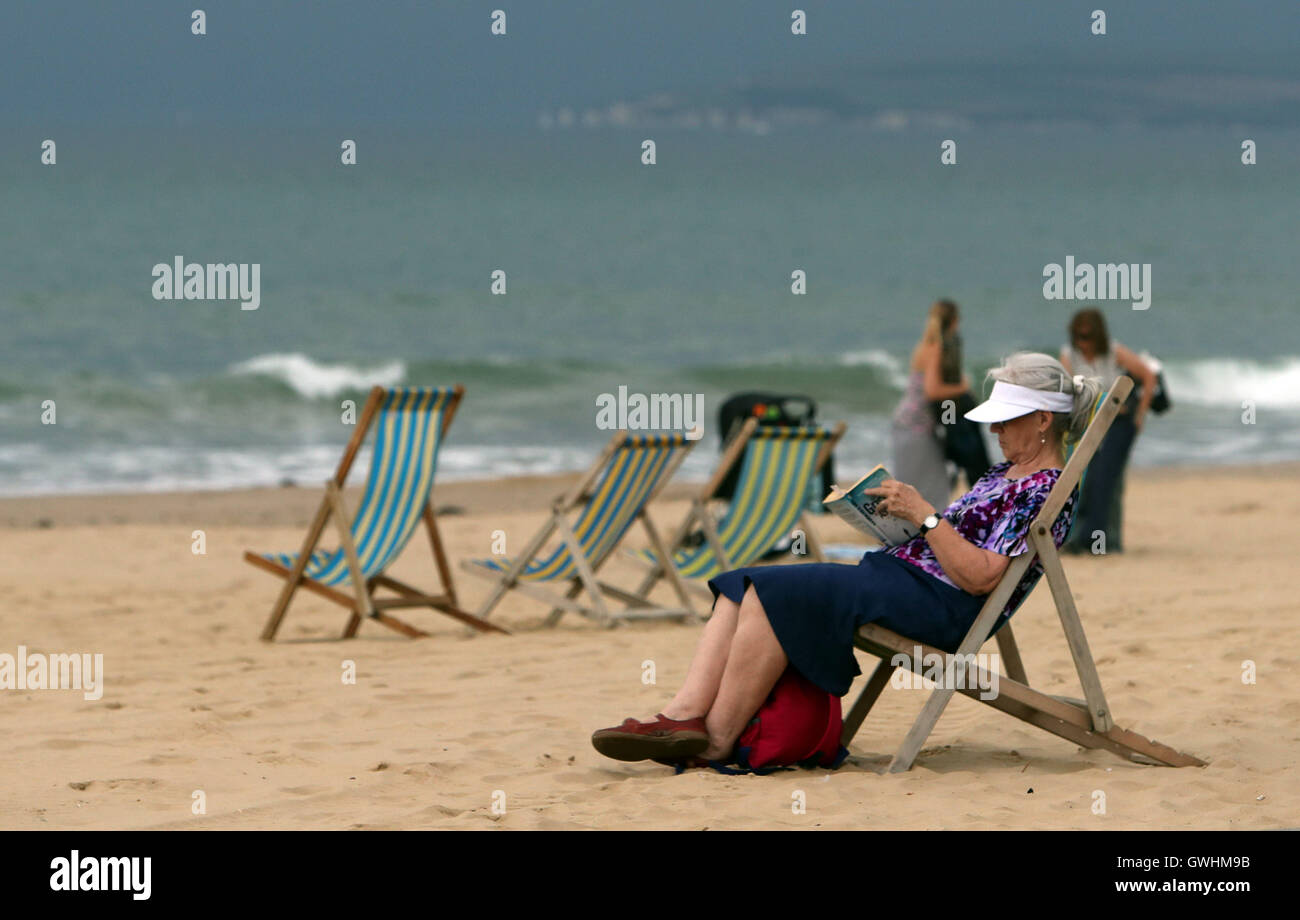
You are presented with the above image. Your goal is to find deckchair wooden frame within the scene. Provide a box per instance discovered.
[246,385,507,641]
[841,376,1204,771]
[461,430,697,628]
[631,419,847,612]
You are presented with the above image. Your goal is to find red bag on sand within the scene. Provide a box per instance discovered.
[729,666,848,773]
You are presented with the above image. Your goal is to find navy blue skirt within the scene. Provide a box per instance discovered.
[708,552,988,698]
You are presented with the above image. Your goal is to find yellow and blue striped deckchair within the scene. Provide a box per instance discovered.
[245,385,505,640]
[461,431,697,627]
[629,419,846,613]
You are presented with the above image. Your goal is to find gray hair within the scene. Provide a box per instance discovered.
[986,351,1104,444]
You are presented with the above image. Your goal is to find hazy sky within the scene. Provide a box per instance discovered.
[4,0,1299,128]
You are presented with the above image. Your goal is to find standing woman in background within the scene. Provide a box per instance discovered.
[1060,307,1156,554]
[934,303,992,489]
[891,300,973,511]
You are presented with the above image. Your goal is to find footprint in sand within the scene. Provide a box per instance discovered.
[210,709,257,722]
[68,778,163,792]
[401,763,454,780]
[139,753,196,766]
[42,739,92,750]
[513,713,568,728]
[560,782,620,801]
[409,804,466,820]
[253,752,317,766]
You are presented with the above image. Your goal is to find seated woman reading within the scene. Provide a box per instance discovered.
[592,352,1103,768]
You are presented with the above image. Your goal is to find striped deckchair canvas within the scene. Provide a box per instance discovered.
[629,419,845,613]
[245,385,505,640]
[461,431,697,627]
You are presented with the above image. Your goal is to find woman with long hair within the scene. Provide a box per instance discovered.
[934,304,992,489]
[890,300,976,509]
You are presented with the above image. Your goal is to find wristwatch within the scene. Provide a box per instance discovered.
[919,513,942,536]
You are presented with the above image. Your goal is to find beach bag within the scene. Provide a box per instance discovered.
[728,667,848,773]
[934,391,992,485]
[1135,351,1172,415]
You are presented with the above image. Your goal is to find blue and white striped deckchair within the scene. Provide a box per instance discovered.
[245,385,505,640]
[629,419,846,613]
[461,431,697,627]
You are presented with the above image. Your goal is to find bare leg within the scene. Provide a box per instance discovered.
[654,594,741,721]
[699,585,788,760]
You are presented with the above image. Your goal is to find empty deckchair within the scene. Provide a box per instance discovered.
[841,376,1204,771]
[245,385,505,641]
[629,419,846,613]
[461,431,696,627]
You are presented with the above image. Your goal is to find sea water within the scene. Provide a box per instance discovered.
[2,126,1297,495]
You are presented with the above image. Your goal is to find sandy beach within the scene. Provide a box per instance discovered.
[2,463,1297,831]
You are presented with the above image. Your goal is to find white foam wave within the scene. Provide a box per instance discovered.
[1161,358,1300,409]
[836,348,908,388]
[4,415,1298,497]
[228,353,406,399]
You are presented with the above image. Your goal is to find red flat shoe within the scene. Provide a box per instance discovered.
[591,713,709,763]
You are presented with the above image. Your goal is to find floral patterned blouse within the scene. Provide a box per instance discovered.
[886,461,1078,617]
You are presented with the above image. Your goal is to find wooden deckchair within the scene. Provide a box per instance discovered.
[245,385,506,641]
[628,419,846,613]
[841,376,1204,771]
[461,431,696,627]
